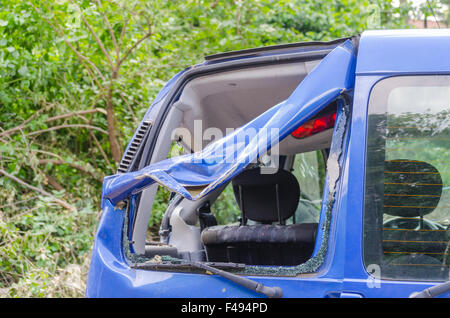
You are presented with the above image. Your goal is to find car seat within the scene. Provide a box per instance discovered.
[382,160,448,278]
[201,167,318,266]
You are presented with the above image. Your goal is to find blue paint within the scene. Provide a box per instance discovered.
[103,40,356,206]
[87,30,450,298]
[356,29,450,75]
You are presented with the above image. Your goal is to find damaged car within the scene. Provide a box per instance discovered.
[86,29,450,298]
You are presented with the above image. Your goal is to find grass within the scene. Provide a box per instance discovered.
[0,193,100,298]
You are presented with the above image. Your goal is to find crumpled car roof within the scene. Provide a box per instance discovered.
[103,40,356,206]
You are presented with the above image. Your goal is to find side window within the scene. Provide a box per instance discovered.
[291,150,326,224]
[211,183,241,225]
[364,76,450,281]
[147,142,183,241]
[211,151,327,226]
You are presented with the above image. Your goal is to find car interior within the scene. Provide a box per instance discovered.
[381,159,449,279]
[129,59,340,267]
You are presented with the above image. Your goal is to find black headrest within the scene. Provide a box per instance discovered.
[232,168,300,223]
[384,160,442,217]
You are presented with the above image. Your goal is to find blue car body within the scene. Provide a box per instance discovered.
[86,29,450,298]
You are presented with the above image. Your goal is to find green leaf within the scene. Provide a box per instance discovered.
[18,65,29,76]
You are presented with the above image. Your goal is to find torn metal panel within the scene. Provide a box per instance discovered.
[103,40,356,206]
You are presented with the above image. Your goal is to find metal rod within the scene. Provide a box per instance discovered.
[276,183,283,225]
[239,185,247,225]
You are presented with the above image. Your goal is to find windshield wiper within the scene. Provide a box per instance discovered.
[410,280,450,298]
[133,260,283,298]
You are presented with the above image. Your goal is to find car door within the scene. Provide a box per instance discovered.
[341,30,450,298]
[86,39,357,298]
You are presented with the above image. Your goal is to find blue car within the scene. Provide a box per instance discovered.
[86,29,450,298]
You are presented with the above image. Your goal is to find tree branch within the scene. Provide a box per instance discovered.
[117,29,152,67]
[45,108,107,123]
[32,149,64,161]
[95,0,119,57]
[38,159,104,182]
[89,130,113,169]
[45,174,64,191]
[118,16,129,52]
[0,168,76,211]
[118,92,138,125]
[211,0,219,9]
[1,108,107,138]
[73,109,114,170]
[0,102,53,137]
[69,0,114,70]
[26,124,109,137]
[30,2,106,82]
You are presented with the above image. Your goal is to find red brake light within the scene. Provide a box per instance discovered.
[291,112,336,139]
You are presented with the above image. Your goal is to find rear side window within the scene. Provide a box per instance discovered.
[291,150,326,224]
[364,76,450,281]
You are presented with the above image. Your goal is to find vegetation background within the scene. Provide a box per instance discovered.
[0,0,447,297]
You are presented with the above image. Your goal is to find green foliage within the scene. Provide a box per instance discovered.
[0,197,98,297]
[211,183,241,225]
[149,186,171,235]
[0,0,413,297]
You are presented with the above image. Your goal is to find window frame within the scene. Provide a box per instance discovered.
[290,149,328,225]
[363,75,450,282]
